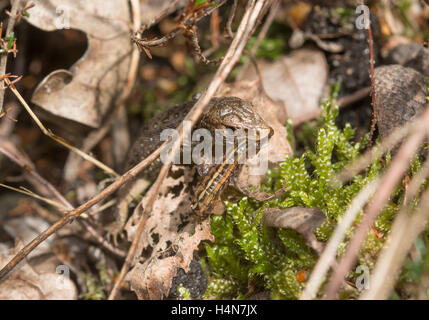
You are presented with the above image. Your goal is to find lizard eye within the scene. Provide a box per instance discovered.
[224,114,241,125]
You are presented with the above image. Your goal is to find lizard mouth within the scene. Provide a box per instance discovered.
[243,125,274,141]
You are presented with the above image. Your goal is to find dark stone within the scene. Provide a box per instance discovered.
[386,43,429,77]
[168,255,208,300]
[375,65,429,140]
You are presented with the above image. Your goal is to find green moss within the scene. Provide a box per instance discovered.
[396,235,429,298]
[202,84,429,299]
[246,36,286,60]
[396,0,414,37]
[80,262,111,300]
[177,286,193,300]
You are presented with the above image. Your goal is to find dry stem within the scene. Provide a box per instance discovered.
[5,78,119,178]
[300,178,380,300]
[360,157,429,299]
[0,140,126,258]
[0,0,23,113]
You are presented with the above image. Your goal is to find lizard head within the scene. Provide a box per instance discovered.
[201,97,274,140]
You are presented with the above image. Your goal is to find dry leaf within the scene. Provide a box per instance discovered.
[0,244,77,300]
[17,0,133,128]
[239,49,328,123]
[3,217,53,258]
[263,207,326,254]
[124,166,213,299]
[140,0,187,26]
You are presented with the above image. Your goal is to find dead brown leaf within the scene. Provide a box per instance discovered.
[140,0,187,26]
[262,207,326,254]
[0,243,77,300]
[17,0,133,128]
[124,166,213,299]
[239,49,328,123]
[3,216,53,259]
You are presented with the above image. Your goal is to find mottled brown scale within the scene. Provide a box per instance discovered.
[124,100,196,179]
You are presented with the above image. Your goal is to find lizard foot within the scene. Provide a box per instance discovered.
[105,221,126,246]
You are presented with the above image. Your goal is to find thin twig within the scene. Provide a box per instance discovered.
[300,178,380,300]
[0,183,67,211]
[209,7,220,48]
[108,0,268,300]
[0,135,164,279]
[0,140,126,258]
[107,203,148,299]
[187,25,221,64]
[293,87,371,127]
[0,0,23,113]
[202,6,224,58]
[359,157,429,299]
[361,186,429,299]
[0,18,27,137]
[367,21,377,148]
[324,103,429,299]
[5,78,119,178]
[237,0,278,81]
[110,0,141,164]
[226,0,238,37]
[0,101,19,136]
[64,0,140,181]
[249,0,278,56]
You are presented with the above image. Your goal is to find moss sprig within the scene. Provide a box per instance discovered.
[203,85,425,299]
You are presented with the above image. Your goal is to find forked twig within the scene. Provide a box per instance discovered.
[0,139,164,278]
[4,78,119,178]
[0,140,126,257]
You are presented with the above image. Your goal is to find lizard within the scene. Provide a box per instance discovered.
[107,96,274,239]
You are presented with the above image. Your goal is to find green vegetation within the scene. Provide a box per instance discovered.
[177,286,193,300]
[0,32,15,54]
[397,0,414,37]
[202,85,419,299]
[80,262,112,300]
[246,36,286,60]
